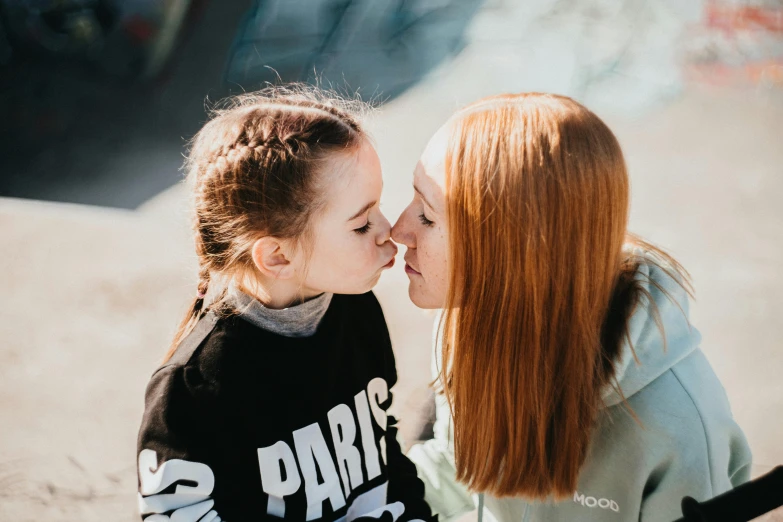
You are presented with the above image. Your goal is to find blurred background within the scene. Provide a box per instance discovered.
[1,0,782,520]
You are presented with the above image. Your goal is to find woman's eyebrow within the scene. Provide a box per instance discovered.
[347,201,376,221]
[414,185,436,211]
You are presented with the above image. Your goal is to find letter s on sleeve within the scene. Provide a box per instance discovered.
[137,449,217,517]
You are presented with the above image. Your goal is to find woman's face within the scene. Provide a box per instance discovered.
[391,125,451,309]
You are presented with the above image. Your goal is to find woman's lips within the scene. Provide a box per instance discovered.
[382,257,396,269]
[403,253,421,275]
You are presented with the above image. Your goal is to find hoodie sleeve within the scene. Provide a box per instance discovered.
[406,315,475,522]
[406,438,475,522]
[639,456,716,522]
[638,359,753,521]
[385,409,437,522]
[406,380,478,522]
[639,432,752,522]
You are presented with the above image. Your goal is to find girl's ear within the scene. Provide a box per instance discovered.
[251,237,297,280]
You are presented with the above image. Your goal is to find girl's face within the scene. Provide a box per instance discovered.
[299,139,398,295]
[391,125,451,309]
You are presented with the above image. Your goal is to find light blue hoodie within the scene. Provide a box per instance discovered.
[408,256,752,522]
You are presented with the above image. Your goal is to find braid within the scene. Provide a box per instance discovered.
[282,97,362,132]
[196,265,210,301]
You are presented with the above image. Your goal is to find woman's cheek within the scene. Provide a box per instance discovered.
[430,227,449,293]
[420,229,436,271]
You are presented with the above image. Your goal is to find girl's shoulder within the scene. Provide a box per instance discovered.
[162,311,221,369]
[151,311,258,395]
[331,291,392,343]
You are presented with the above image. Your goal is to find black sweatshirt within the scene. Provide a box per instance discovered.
[137,291,434,522]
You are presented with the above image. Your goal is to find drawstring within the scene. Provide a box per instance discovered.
[478,493,484,522]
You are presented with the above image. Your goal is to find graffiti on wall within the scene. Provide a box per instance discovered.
[684,0,783,87]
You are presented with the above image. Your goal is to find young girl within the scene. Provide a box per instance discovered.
[136,87,433,522]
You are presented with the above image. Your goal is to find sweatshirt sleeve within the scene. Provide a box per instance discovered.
[136,364,232,521]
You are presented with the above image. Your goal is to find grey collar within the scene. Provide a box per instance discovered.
[225,283,333,337]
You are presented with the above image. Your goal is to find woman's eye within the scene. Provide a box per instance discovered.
[354,221,373,235]
[418,213,434,227]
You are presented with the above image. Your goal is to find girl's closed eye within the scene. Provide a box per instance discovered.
[354,221,373,234]
[419,213,434,227]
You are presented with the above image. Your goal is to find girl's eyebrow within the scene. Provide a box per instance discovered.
[347,201,376,221]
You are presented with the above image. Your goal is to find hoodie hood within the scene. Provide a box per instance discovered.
[601,250,700,407]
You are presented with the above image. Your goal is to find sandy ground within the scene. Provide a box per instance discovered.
[3,3,783,521]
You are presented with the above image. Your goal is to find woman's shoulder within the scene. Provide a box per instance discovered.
[606,365,708,436]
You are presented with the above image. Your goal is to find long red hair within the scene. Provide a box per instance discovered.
[440,93,688,499]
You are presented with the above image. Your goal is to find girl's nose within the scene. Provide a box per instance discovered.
[376,212,393,246]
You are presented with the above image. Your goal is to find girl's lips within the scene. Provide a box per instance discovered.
[380,244,399,270]
[405,263,421,276]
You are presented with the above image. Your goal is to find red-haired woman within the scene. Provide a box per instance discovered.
[392,93,751,522]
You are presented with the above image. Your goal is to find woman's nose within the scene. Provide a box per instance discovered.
[391,213,413,248]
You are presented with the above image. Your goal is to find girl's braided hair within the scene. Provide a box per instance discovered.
[165,85,369,362]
